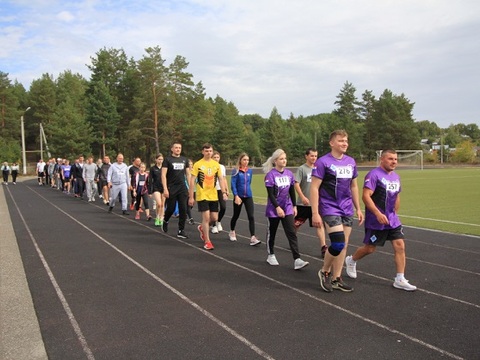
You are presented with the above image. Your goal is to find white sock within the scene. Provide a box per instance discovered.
[396,273,405,281]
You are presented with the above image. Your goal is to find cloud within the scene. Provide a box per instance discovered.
[0,0,479,127]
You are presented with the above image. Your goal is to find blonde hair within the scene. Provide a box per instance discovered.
[262,149,285,173]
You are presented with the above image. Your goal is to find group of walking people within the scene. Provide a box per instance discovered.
[26,129,416,293]
[1,162,19,185]
[256,129,416,292]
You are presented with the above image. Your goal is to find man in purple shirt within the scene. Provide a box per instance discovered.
[310,130,364,293]
[345,149,417,291]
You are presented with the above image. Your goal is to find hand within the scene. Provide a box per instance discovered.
[312,213,323,228]
[234,196,242,205]
[376,212,389,225]
[357,209,365,226]
[276,206,285,218]
[163,189,169,199]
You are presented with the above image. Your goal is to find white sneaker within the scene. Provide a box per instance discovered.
[393,278,417,291]
[345,255,357,278]
[216,222,223,231]
[229,230,237,241]
[267,254,279,266]
[249,236,261,246]
[211,225,219,234]
[294,258,309,270]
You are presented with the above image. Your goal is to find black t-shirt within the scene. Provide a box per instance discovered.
[162,156,188,192]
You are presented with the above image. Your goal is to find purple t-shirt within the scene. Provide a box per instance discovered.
[264,168,295,218]
[364,167,402,230]
[312,153,358,217]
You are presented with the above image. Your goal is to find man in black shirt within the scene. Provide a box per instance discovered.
[162,142,190,239]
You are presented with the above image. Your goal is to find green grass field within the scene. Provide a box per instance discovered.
[231,167,480,237]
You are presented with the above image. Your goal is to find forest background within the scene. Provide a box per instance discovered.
[1,46,479,168]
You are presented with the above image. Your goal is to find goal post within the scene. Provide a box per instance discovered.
[376,150,424,170]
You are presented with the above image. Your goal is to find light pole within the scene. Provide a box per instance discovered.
[21,107,31,175]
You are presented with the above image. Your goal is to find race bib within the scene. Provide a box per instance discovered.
[335,165,353,179]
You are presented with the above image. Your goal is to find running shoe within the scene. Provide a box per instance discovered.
[162,221,168,233]
[147,216,152,221]
[129,202,135,210]
[266,254,279,266]
[229,230,237,241]
[108,206,113,213]
[345,255,357,278]
[294,258,309,270]
[197,225,205,241]
[122,210,130,215]
[155,218,161,226]
[216,222,223,231]
[211,225,219,234]
[318,270,332,293]
[135,213,140,220]
[249,236,261,246]
[331,277,353,292]
[188,218,195,225]
[393,278,417,291]
[203,241,214,250]
[177,230,188,239]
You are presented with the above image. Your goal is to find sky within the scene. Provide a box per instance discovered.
[1,0,479,128]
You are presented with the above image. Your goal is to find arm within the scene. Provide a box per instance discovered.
[310,176,323,227]
[362,187,389,225]
[351,178,364,225]
[161,166,169,198]
[217,171,228,201]
[188,172,196,207]
[395,194,401,213]
[294,182,309,206]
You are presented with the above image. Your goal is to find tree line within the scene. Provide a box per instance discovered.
[1,46,479,167]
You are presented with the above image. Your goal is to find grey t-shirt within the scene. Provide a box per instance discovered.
[295,163,315,206]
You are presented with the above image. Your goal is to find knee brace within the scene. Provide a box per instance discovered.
[328,231,345,256]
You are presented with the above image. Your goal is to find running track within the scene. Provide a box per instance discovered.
[1,180,479,359]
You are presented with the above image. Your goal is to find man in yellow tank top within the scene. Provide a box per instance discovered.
[189,143,228,250]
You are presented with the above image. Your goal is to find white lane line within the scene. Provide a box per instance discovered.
[399,215,480,227]
[28,188,275,360]
[10,191,96,360]
[30,188,465,360]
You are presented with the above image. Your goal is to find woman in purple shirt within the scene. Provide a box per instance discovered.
[263,149,309,270]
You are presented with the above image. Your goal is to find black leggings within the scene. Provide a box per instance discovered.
[266,215,300,260]
[230,197,255,236]
[217,190,226,221]
[135,192,149,211]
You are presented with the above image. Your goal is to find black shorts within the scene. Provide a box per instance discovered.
[197,200,219,213]
[294,206,313,227]
[363,226,404,247]
[152,185,164,193]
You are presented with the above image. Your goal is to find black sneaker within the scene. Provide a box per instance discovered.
[108,206,113,213]
[331,277,353,292]
[188,218,195,225]
[318,270,332,293]
[122,210,130,215]
[162,221,168,233]
[177,230,188,239]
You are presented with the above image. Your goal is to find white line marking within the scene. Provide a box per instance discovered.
[399,215,480,228]
[27,188,275,360]
[9,190,95,360]
[27,187,467,359]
